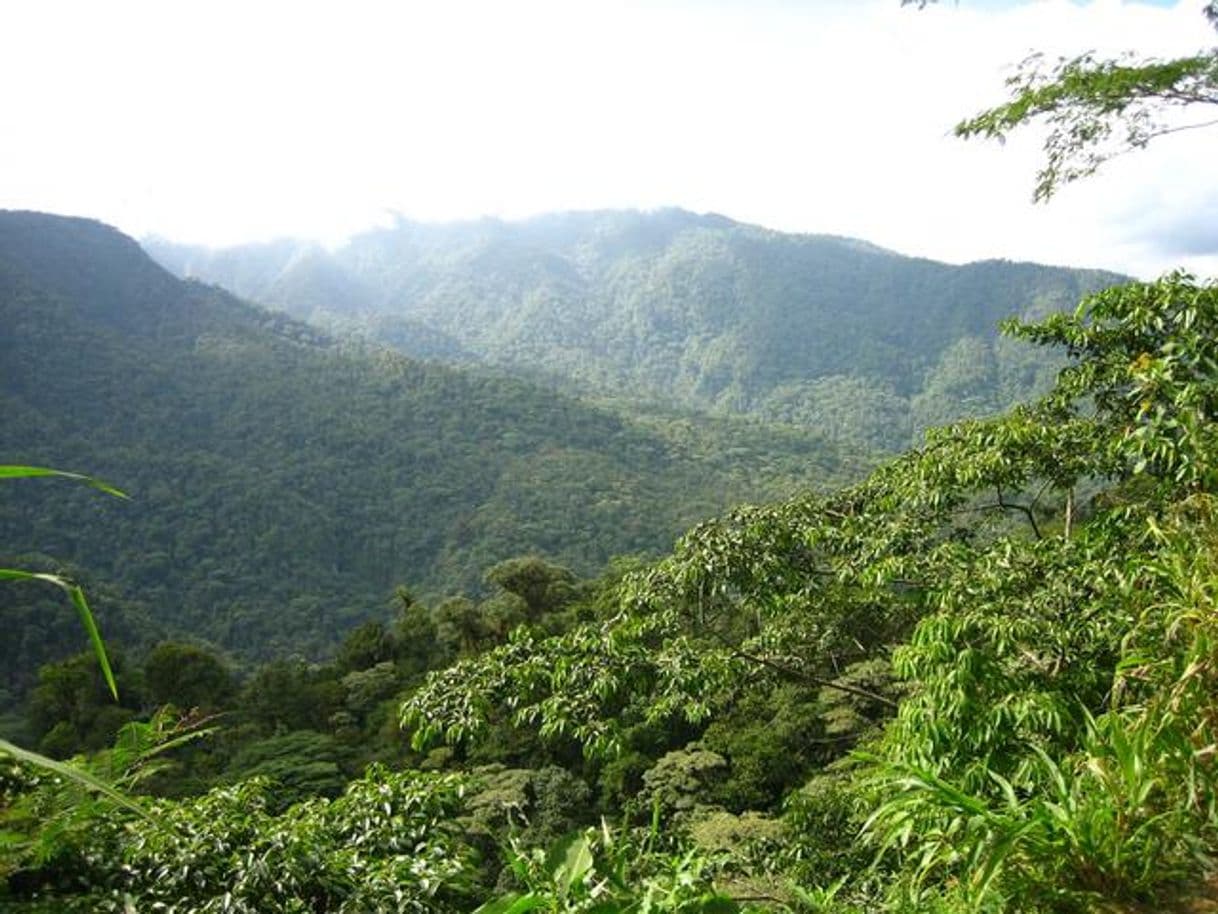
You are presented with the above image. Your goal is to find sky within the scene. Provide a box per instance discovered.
[1,0,1214,278]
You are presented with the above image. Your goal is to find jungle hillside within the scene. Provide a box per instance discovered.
[4,0,1218,912]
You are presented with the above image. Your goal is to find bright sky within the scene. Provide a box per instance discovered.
[1,0,1214,277]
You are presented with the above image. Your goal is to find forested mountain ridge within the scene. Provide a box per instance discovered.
[7,0,1218,905]
[147,209,1125,449]
[10,257,1218,914]
[0,210,854,698]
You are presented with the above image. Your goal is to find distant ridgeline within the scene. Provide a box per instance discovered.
[0,211,855,702]
[147,208,1124,451]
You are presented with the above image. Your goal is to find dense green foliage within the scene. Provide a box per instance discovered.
[397,273,1218,911]
[0,211,855,705]
[146,209,1120,450]
[9,765,476,912]
[9,270,1218,913]
[6,15,1218,898]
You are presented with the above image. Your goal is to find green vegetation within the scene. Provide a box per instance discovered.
[0,211,856,708]
[146,210,1120,451]
[0,466,125,701]
[956,29,1218,203]
[909,0,1218,203]
[400,271,1218,911]
[0,464,149,820]
[7,258,1218,910]
[5,7,1218,907]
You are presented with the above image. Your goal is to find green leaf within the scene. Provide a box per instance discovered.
[473,893,548,914]
[697,896,741,913]
[0,465,128,499]
[0,737,151,821]
[66,581,118,701]
[0,569,119,700]
[547,831,596,896]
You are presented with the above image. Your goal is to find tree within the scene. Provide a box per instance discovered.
[334,619,395,674]
[432,596,490,658]
[28,651,144,756]
[240,660,342,734]
[912,0,1218,201]
[393,587,445,678]
[224,730,348,805]
[143,641,236,712]
[483,556,578,623]
[409,276,1209,725]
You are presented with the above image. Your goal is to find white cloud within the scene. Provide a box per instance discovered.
[0,0,1213,274]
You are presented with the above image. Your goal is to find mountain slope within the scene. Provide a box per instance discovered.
[0,211,853,696]
[146,209,1124,449]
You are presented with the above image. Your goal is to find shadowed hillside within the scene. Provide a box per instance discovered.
[0,211,855,696]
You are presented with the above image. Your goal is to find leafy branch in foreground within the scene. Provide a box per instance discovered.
[865,497,1218,911]
[476,823,746,914]
[909,0,1218,202]
[0,737,149,820]
[859,276,1218,910]
[957,49,1218,202]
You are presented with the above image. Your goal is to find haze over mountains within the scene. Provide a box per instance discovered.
[0,211,851,698]
[146,208,1123,450]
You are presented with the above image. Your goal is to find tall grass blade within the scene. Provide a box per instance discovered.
[0,465,128,499]
[0,569,118,699]
[0,738,151,820]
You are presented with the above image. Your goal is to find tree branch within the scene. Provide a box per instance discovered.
[996,484,1043,539]
[729,646,898,709]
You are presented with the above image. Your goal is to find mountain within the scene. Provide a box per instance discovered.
[0,211,855,700]
[146,209,1125,450]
